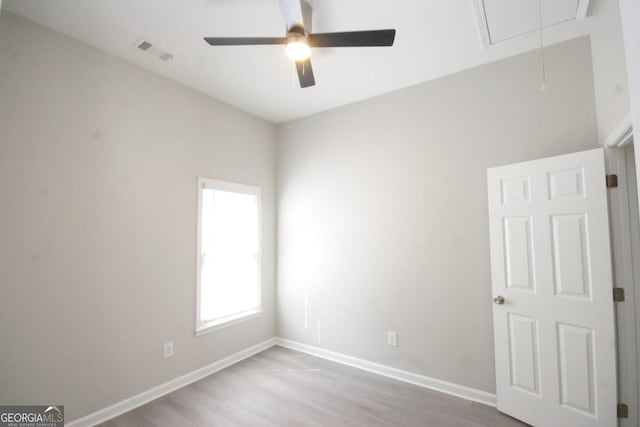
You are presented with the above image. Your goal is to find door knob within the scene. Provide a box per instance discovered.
[493,296,505,305]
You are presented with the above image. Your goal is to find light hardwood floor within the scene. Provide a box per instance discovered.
[100,346,528,426]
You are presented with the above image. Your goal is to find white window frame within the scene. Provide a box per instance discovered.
[195,177,262,336]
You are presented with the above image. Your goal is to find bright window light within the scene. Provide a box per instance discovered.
[197,178,261,334]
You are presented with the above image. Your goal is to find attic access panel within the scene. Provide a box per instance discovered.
[475,0,590,47]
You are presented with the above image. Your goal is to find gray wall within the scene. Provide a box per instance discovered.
[0,13,276,421]
[0,5,608,417]
[276,36,599,394]
[590,0,630,144]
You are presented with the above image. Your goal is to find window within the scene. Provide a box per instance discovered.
[196,178,261,335]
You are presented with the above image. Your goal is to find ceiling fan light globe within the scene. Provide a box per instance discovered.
[285,41,311,61]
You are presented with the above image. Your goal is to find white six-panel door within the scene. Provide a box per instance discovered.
[487,148,617,426]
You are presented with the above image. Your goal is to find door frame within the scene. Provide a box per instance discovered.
[606,133,639,427]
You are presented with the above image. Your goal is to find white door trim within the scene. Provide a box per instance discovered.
[607,143,640,426]
[605,116,633,148]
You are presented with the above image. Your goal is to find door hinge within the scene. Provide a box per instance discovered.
[618,403,629,418]
[614,288,625,302]
[606,174,619,189]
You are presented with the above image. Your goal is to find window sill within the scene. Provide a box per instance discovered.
[195,308,262,336]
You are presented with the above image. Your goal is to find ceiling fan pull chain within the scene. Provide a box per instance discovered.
[539,0,547,92]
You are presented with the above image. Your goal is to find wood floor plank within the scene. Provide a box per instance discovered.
[99,346,529,427]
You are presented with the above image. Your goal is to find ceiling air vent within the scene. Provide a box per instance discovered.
[137,41,153,51]
[133,38,174,61]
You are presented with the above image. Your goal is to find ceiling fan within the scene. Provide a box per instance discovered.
[203,0,396,88]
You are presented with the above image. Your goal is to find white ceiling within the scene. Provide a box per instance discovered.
[3,0,594,123]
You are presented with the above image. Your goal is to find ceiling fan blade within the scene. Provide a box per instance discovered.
[309,29,396,47]
[204,37,286,46]
[278,0,305,31]
[295,58,315,88]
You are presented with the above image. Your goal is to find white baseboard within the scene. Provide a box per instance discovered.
[67,336,496,426]
[66,338,278,427]
[275,338,497,407]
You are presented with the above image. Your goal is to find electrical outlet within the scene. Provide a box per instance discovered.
[163,341,174,359]
[387,331,398,347]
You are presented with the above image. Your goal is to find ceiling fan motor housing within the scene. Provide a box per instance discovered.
[287,26,307,41]
[285,26,311,61]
